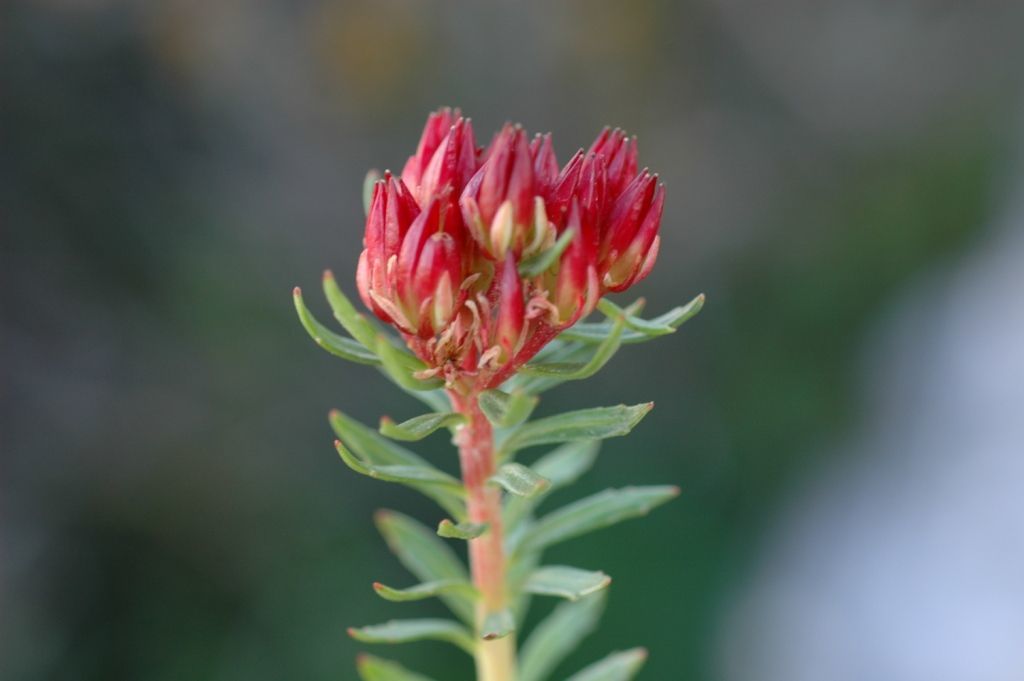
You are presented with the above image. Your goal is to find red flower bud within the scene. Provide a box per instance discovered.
[408,116,479,208]
[553,200,600,326]
[401,108,460,202]
[461,125,551,260]
[588,127,638,198]
[492,253,526,364]
[393,197,464,337]
[530,133,560,199]
[599,171,664,292]
[357,173,420,322]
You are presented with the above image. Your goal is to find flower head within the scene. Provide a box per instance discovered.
[355,110,665,389]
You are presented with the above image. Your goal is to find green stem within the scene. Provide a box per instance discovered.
[452,391,517,681]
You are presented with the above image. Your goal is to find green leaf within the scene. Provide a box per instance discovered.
[322,269,380,349]
[357,654,437,681]
[518,592,606,681]
[489,463,550,497]
[501,403,653,456]
[379,412,464,441]
[375,511,474,624]
[330,410,465,520]
[562,293,704,344]
[479,389,539,428]
[504,441,601,530]
[520,313,626,381]
[293,287,380,365]
[437,519,487,540]
[363,169,382,216]
[335,440,463,492]
[517,486,679,555]
[518,227,575,277]
[348,619,475,655]
[565,649,648,681]
[524,566,611,601]
[372,579,477,603]
[376,336,445,391]
[481,609,516,640]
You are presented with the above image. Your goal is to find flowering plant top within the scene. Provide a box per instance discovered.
[293,108,703,681]
[357,109,664,393]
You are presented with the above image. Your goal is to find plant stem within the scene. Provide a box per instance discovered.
[452,391,517,681]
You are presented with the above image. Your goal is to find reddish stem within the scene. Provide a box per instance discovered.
[450,391,507,612]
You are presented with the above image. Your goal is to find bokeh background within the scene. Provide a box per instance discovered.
[5,1,1024,680]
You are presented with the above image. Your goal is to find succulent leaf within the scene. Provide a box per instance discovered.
[379,412,465,441]
[293,288,380,365]
[479,389,539,428]
[335,440,463,491]
[374,511,474,624]
[372,579,478,603]
[520,313,626,380]
[504,441,601,530]
[518,591,607,681]
[329,410,465,520]
[489,463,551,497]
[322,269,382,349]
[436,519,488,540]
[564,648,648,681]
[348,619,476,655]
[356,654,438,681]
[501,403,653,456]
[516,486,679,554]
[524,566,611,601]
[561,293,704,344]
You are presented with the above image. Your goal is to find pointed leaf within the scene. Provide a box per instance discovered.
[524,566,611,601]
[376,336,445,391]
[479,389,539,428]
[518,592,607,681]
[504,441,601,529]
[489,463,550,497]
[502,403,653,455]
[481,609,516,640]
[372,579,477,603]
[330,410,464,520]
[356,654,437,681]
[518,227,575,277]
[348,619,475,655]
[322,269,381,349]
[437,519,487,540]
[565,649,648,681]
[517,486,679,555]
[335,440,463,491]
[520,313,626,380]
[293,287,380,365]
[375,511,474,624]
[562,293,704,344]
[379,412,464,441]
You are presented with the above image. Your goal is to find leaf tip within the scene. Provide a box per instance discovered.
[371,581,384,593]
[328,408,341,420]
[322,269,335,282]
[292,286,302,298]
[346,626,358,639]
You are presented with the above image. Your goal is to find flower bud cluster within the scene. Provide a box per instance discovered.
[356,108,664,387]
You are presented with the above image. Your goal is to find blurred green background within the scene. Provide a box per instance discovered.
[4,1,1023,680]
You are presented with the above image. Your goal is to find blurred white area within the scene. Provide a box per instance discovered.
[717,132,1024,680]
